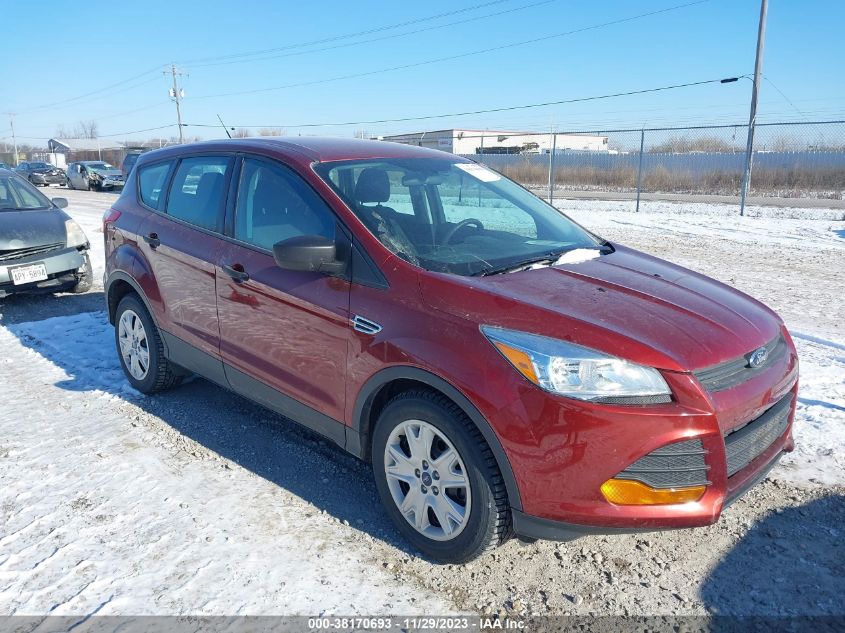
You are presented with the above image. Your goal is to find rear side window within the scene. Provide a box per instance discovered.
[138,161,172,209]
[166,156,230,231]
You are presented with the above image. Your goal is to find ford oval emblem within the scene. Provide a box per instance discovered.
[748,346,769,368]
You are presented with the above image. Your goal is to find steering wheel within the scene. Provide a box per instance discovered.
[441,218,484,245]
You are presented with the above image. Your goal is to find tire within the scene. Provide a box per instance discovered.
[371,390,511,563]
[66,178,73,190]
[69,252,93,294]
[114,294,183,394]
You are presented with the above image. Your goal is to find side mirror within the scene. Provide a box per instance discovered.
[272,235,345,275]
[52,197,68,208]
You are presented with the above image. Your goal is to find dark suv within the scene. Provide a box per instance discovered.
[104,138,797,562]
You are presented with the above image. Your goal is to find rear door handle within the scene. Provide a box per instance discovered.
[142,232,160,248]
[222,264,250,282]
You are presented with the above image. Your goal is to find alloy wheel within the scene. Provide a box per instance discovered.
[383,419,471,541]
[118,309,150,380]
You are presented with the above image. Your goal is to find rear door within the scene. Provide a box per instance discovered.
[136,154,234,381]
[216,156,351,429]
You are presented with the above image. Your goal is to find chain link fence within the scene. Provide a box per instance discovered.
[458,120,845,213]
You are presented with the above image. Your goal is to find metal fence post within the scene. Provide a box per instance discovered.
[548,132,557,205]
[635,128,645,213]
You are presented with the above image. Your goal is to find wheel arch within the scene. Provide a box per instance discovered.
[105,271,156,327]
[350,366,523,511]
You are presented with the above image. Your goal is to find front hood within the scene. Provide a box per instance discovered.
[0,209,68,249]
[420,245,782,372]
[90,168,122,177]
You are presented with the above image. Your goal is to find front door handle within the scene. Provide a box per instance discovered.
[142,232,160,248]
[222,264,250,282]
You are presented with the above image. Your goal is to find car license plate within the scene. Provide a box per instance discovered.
[11,263,48,285]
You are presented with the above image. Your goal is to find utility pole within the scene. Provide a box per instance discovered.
[6,113,18,166]
[739,0,768,216]
[167,65,185,144]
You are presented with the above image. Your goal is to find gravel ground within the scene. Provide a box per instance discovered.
[1,187,843,618]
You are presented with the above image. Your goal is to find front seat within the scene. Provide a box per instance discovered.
[353,168,418,264]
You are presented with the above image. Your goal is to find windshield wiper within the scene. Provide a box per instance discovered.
[473,244,613,277]
[473,252,562,277]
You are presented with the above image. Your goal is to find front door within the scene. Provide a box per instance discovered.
[216,156,351,429]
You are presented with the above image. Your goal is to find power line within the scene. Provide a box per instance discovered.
[19,66,165,114]
[189,0,556,69]
[191,0,712,101]
[185,76,742,129]
[181,0,515,65]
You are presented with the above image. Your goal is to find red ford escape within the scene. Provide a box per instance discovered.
[103,138,798,563]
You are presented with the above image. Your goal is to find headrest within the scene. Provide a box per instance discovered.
[354,168,390,203]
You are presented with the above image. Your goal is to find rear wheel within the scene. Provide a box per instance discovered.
[371,390,511,563]
[114,294,183,393]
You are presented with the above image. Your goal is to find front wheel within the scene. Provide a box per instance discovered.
[114,294,183,393]
[371,390,511,563]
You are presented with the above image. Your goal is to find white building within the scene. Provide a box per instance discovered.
[379,129,609,155]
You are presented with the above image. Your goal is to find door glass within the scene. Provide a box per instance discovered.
[166,156,229,231]
[234,158,335,250]
[137,161,172,209]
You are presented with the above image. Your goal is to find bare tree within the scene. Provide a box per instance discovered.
[258,127,285,136]
[232,128,252,138]
[70,120,99,139]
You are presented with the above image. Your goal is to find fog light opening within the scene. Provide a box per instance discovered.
[600,478,706,505]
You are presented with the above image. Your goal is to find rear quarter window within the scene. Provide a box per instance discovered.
[138,161,173,209]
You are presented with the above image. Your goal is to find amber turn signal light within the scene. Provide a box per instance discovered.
[493,341,539,384]
[600,478,706,505]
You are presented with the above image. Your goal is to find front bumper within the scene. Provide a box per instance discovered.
[512,449,787,541]
[0,247,86,296]
[30,173,66,185]
[478,331,799,535]
[94,176,124,189]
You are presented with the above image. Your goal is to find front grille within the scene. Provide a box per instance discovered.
[725,394,792,477]
[693,334,787,392]
[0,243,64,262]
[615,438,710,489]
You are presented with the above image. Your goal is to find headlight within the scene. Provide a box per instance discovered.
[65,219,88,248]
[481,326,671,404]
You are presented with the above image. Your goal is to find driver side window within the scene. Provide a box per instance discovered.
[234,158,334,251]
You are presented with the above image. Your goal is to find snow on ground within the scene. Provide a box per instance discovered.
[0,312,452,615]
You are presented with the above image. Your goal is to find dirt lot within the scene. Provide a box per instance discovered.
[1,187,843,619]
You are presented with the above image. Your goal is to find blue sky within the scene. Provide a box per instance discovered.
[1,0,843,145]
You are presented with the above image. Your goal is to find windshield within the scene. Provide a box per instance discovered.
[30,162,52,169]
[86,162,115,170]
[0,175,52,211]
[315,158,604,276]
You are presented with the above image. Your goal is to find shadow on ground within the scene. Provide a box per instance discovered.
[2,292,418,558]
[701,494,845,619]
[0,290,105,325]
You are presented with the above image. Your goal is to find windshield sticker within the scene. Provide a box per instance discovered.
[454,163,501,182]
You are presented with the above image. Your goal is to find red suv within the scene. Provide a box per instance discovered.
[103,138,798,562]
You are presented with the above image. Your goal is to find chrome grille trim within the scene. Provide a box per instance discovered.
[693,334,787,392]
[0,243,64,262]
[725,394,793,478]
[615,439,711,489]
